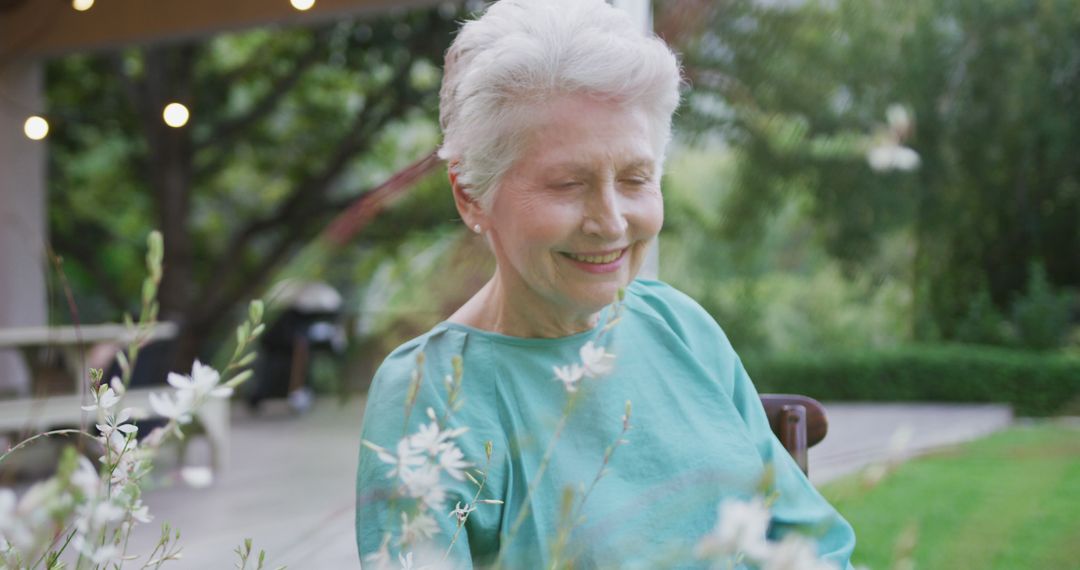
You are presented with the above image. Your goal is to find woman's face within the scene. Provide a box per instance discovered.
[479,94,664,326]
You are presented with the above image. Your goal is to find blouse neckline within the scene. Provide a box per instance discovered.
[435,305,611,347]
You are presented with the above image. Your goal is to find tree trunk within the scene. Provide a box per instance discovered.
[139,45,199,367]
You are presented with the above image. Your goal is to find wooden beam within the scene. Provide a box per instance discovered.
[0,0,443,60]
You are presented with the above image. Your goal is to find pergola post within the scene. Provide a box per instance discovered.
[0,60,47,396]
[612,0,659,280]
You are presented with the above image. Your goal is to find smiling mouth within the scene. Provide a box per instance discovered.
[561,248,627,264]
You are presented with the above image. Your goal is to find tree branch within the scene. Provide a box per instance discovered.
[189,84,415,334]
[49,229,129,315]
[193,38,325,155]
[194,63,414,297]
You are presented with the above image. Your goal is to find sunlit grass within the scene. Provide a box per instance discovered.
[820,422,1080,570]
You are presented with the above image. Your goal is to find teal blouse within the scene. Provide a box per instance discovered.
[356,280,855,569]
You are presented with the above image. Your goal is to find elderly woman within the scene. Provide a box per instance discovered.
[356,1,856,568]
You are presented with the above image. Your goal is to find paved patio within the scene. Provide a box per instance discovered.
[110,399,1013,568]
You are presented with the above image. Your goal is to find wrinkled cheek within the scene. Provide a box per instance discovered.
[632,197,664,240]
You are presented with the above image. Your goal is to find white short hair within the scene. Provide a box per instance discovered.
[438,0,682,208]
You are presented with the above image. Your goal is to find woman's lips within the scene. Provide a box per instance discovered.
[560,247,629,273]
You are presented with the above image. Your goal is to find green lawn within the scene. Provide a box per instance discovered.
[820,422,1080,570]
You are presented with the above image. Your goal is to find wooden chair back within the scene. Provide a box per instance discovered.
[759,394,828,475]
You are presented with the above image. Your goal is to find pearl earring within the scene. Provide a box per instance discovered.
[473,224,482,234]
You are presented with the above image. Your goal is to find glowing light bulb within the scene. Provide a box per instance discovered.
[24,116,49,140]
[162,103,190,128]
[72,0,94,11]
[290,0,315,11]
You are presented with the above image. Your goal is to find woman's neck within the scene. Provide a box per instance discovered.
[449,276,600,339]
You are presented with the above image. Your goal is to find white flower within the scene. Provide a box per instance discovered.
[98,428,140,486]
[579,341,615,378]
[553,363,585,393]
[70,456,101,499]
[695,497,772,562]
[867,143,920,172]
[180,466,214,488]
[129,500,152,524]
[81,383,121,413]
[438,445,471,481]
[763,534,838,570]
[73,532,122,566]
[96,407,138,440]
[88,544,123,565]
[148,390,194,424]
[399,551,414,569]
[0,487,13,517]
[886,104,912,135]
[3,479,62,555]
[167,359,232,400]
[88,500,125,527]
[368,439,426,479]
[401,464,446,510]
[448,502,476,524]
[400,512,440,545]
[0,489,18,543]
[410,421,455,457]
[363,534,393,570]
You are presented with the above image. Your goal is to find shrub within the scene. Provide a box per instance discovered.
[744,344,1080,416]
[953,285,1012,346]
[1011,263,1075,350]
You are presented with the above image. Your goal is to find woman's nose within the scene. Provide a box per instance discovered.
[582,182,628,239]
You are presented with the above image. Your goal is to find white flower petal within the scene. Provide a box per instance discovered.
[180,466,214,488]
[210,386,234,398]
[166,372,192,390]
[109,376,126,395]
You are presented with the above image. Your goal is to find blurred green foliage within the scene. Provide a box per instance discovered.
[661,0,1080,345]
[660,145,913,353]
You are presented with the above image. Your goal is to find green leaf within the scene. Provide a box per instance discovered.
[249,300,264,324]
[225,369,254,388]
[236,322,250,347]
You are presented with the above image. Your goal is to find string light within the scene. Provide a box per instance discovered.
[290,0,316,11]
[162,103,190,128]
[23,116,49,140]
[72,0,94,11]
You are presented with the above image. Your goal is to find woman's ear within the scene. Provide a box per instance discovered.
[449,167,487,232]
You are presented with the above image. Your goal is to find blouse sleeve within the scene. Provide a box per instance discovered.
[729,355,857,569]
[634,280,856,567]
[355,339,504,569]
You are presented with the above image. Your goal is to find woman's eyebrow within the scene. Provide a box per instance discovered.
[549,158,655,175]
[620,159,656,173]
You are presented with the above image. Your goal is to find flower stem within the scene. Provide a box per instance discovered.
[0,428,90,465]
[493,392,579,569]
[443,451,493,560]
[552,401,631,567]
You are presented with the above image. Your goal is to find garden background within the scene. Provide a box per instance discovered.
[1,0,1078,568]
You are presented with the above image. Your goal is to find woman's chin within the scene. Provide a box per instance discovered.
[566,279,630,312]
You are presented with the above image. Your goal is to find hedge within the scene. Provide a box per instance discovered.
[743,344,1080,416]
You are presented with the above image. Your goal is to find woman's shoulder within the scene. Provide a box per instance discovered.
[624,279,737,359]
[366,325,471,405]
[627,278,704,312]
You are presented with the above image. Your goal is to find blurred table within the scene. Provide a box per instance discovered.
[0,322,178,395]
[0,322,232,470]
